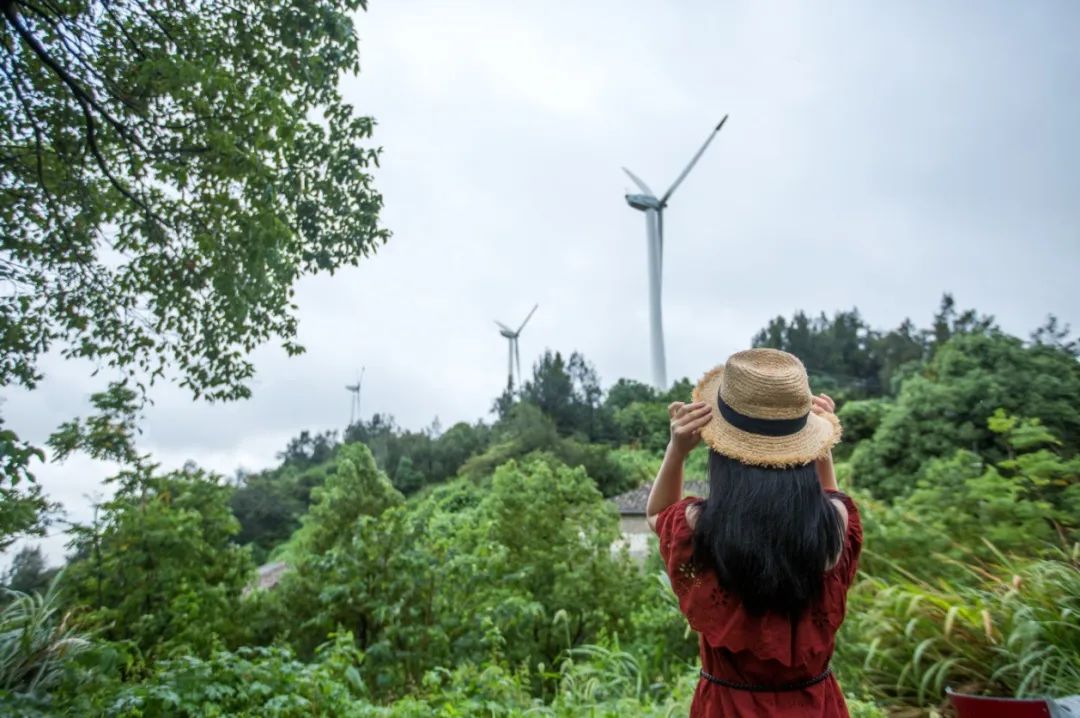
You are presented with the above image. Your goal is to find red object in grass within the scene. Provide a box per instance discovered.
[946,687,1054,717]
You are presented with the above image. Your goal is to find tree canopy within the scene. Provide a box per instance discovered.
[0,0,387,548]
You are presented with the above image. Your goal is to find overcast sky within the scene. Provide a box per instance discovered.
[4,0,1079,566]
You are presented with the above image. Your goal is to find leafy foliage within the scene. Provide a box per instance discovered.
[0,414,52,550]
[850,333,1080,498]
[63,465,254,660]
[266,453,645,695]
[1,0,387,549]
[1,0,387,400]
[93,633,366,717]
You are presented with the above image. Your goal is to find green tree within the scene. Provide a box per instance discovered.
[603,379,657,412]
[521,351,577,432]
[754,308,885,397]
[278,431,340,469]
[293,442,402,556]
[1030,314,1079,357]
[0,414,52,549]
[271,456,643,694]
[567,352,604,439]
[2,545,57,596]
[834,398,891,458]
[520,350,606,438]
[852,412,1079,582]
[850,332,1080,498]
[477,458,641,665]
[230,466,309,562]
[430,421,491,480]
[612,401,670,452]
[391,455,425,495]
[873,318,926,393]
[1,0,387,543]
[344,413,401,470]
[930,293,996,350]
[64,465,254,660]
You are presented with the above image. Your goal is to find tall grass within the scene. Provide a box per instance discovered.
[0,573,92,694]
[840,543,1080,712]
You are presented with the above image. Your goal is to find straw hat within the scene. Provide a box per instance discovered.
[691,348,841,468]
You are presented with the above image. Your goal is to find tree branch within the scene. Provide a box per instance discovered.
[5,0,147,151]
[0,55,45,190]
[2,0,173,228]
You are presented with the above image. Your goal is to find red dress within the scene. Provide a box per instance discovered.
[655,491,863,718]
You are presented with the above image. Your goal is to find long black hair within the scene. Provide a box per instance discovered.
[691,451,844,617]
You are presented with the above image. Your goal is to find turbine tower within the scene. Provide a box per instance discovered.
[346,367,365,426]
[495,304,538,390]
[623,115,728,390]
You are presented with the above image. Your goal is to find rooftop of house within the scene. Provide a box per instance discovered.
[610,480,709,516]
[251,561,287,587]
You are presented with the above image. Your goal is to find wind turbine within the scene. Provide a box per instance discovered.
[495,304,538,390]
[623,115,728,390]
[345,367,365,426]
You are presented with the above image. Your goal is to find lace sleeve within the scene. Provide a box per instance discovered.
[655,497,701,596]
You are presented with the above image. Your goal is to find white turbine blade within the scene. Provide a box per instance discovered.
[516,304,538,334]
[622,167,655,196]
[660,115,728,206]
[494,320,513,333]
[514,339,522,387]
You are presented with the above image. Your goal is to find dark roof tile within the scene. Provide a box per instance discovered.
[610,480,709,515]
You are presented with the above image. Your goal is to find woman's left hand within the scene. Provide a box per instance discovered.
[667,401,713,457]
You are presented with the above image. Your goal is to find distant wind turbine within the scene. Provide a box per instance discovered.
[495,304,538,390]
[623,115,728,390]
[346,367,365,426]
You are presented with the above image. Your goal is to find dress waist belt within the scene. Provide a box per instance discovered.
[699,666,832,692]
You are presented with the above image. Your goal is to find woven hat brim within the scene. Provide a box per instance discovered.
[691,365,842,468]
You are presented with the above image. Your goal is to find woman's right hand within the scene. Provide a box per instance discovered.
[667,401,713,458]
[811,393,839,490]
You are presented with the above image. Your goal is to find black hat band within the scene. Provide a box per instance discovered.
[717,387,809,437]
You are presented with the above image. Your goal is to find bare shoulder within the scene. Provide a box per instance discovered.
[830,497,849,532]
[647,500,700,533]
[685,502,701,530]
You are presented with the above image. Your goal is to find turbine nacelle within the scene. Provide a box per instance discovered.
[625,193,662,211]
[494,320,517,339]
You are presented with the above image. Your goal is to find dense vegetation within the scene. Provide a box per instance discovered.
[0,301,1076,716]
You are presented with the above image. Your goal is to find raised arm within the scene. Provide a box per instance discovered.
[811,393,850,538]
[647,401,712,531]
[811,394,839,492]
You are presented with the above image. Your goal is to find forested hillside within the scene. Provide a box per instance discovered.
[3,299,1077,716]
